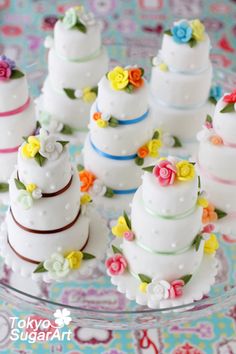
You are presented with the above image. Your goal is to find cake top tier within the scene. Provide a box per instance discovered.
[52,6,102,60]
[17,129,72,194]
[156,19,211,73]
[141,157,199,217]
[0,55,29,112]
[96,66,148,119]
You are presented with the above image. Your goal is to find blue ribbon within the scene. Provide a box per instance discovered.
[96,105,149,125]
[90,138,137,160]
[112,188,137,195]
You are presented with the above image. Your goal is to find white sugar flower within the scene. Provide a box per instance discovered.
[63,8,77,29]
[80,12,96,26]
[39,135,63,161]
[32,188,42,200]
[147,278,170,301]
[75,89,83,99]
[197,126,214,142]
[44,253,70,280]
[48,119,64,134]
[53,308,72,327]
[162,133,175,148]
[90,179,107,197]
[101,112,111,121]
[17,190,33,210]
[152,55,162,67]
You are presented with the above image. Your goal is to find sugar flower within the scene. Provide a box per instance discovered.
[171,21,193,44]
[106,254,128,276]
[176,160,195,181]
[65,251,83,270]
[44,253,70,279]
[147,279,171,301]
[153,159,177,186]
[108,66,129,91]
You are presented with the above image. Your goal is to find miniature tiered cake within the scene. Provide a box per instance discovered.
[82,65,161,212]
[198,90,236,237]
[149,19,212,158]
[0,129,108,281]
[37,5,109,135]
[106,157,218,308]
[0,55,36,195]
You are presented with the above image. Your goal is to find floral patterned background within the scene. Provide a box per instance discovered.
[1,0,236,353]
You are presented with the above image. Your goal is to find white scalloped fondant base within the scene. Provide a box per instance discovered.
[0,207,108,283]
[109,255,218,310]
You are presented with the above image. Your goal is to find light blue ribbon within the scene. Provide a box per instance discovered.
[90,137,137,160]
[150,94,206,111]
[112,188,137,195]
[96,105,149,125]
[167,64,210,76]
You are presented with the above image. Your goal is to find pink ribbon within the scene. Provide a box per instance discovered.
[198,161,236,186]
[224,141,236,148]
[0,97,30,117]
[0,145,20,154]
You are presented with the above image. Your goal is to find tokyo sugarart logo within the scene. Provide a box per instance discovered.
[10,308,72,343]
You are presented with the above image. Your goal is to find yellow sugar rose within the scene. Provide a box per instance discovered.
[159,63,169,72]
[66,251,83,269]
[81,193,92,205]
[147,139,162,158]
[176,161,195,181]
[97,119,108,128]
[204,234,219,255]
[83,87,97,103]
[139,282,148,293]
[112,216,130,237]
[190,19,205,41]
[22,137,41,158]
[26,184,37,193]
[197,197,209,208]
[107,66,129,91]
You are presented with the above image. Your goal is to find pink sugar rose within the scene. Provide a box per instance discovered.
[202,224,215,233]
[169,279,185,299]
[124,230,135,241]
[205,121,213,129]
[153,160,177,186]
[106,254,128,276]
[224,90,236,103]
[0,60,11,80]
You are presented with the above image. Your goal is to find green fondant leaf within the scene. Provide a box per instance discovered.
[14,178,26,190]
[209,97,217,105]
[36,120,42,130]
[189,162,196,166]
[192,234,202,252]
[33,262,47,273]
[63,88,76,99]
[10,69,24,79]
[152,130,159,139]
[138,273,152,284]
[220,102,235,113]
[142,165,155,173]
[82,252,95,260]
[34,153,47,167]
[72,20,87,33]
[61,124,74,135]
[112,245,122,254]
[123,211,131,229]
[104,187,114,198]
[173,136,182,147]
[198,176,201,189]
[105,72,109,79]
[180,274,192,285]
[57,140,69,147]
[124,83,134,94]
[91,86,98,95]
[109,117,119,128]
[215,208,227,219]
[188,38,197,48]
[139,67,145,76]
[0,183,9,193]
[22,136,28,142]
[135,156,144,166]
[164,29,172,36]
[206,114,213,124]
[77,164,85,172]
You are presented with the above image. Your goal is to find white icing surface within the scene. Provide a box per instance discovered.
[0,152,17,182]
[150,64,212,107]
[18,145,72,193]
[97,76,149,119]
[7,210,89,262]
[0,74,28,112]
[48,46,109,89]
[89,102,153,155]
[213,96,236,144]
[161,33,211,72]
[0,101,36,149]
[122,238,204,281]
[54,20,102,60]
[142,170,198,216]
[131,187,203,252]
[10,170,81,230]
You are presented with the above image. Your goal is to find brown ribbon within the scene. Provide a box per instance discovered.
[7,232,90,265]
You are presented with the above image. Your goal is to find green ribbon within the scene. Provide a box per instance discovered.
[143,202,198,220]
[55,46,102,63]
[134,238,196,255]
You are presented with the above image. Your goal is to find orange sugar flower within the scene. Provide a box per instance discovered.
[79,170,96,192]
[128,68,144,88]
[210,135,223,146]
[137,145,149,158]
[93,112,102,121]
[202,203,218,224]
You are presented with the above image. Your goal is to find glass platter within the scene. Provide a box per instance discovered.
[0,45,236,330]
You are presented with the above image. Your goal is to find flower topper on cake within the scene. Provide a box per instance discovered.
[61,6,96,33]
[164,19,205,48]
[143,157,195,186]
[21,129,69,166]
[0,55,24,81]
[220,90,236,113]
[107,66,145,93]
[112,211,135,241]
[135,130,162,166]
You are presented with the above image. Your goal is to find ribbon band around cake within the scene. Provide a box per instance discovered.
[0,97,31,118]
[96,105,149,125]
[55,46,103,63]
[0,145,21,154]
[150,94,206,111]
[143,202,197,220]
[135,238,198,255]
[90,137,137,160]
[198,162,236,186]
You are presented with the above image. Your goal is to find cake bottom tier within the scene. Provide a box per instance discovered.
[7,210,90,263]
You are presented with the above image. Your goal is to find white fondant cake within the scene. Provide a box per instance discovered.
[81,65,158,212]
[0,55,36,195]
[198,90,236,236]
[106,157,218,309]
[149,19,213,158]
[0,129,108,281]
[37,6,109,134]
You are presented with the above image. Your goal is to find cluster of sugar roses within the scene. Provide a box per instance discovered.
[21,129,69,166]
[78,164,114,198]
[135,130,162,166]
[63,86,98,102]
[107,66,145,93]
[0,55,24,81]
[92,111,119,129]
[34,249,95,280]
[61,5,96,33]
[14,177,42,210]
[164,19,205,48]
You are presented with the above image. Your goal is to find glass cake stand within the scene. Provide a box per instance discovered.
[0,46,236,330]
